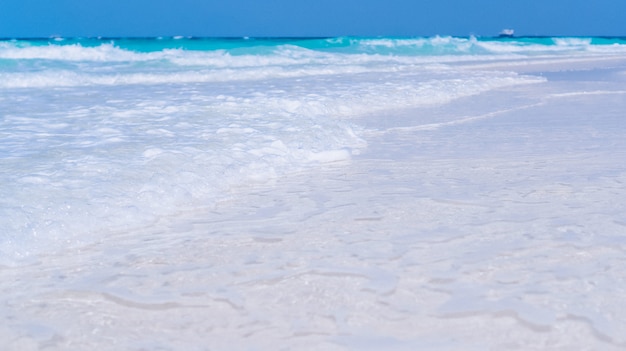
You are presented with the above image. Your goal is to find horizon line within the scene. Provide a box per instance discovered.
[2,34,626,41]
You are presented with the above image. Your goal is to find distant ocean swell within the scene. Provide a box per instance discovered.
[1,36,621,263]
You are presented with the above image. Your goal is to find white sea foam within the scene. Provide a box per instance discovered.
[0,42,143,61]
[0,40,546,263]
[0,100,364,262]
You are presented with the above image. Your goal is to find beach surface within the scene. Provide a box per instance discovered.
[2,51,626,350]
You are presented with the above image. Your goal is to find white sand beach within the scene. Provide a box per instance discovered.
[2,52,626,350]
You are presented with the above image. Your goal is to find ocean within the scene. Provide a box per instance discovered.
[2,36,626,349]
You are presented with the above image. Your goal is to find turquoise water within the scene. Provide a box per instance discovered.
[3,36,626,55]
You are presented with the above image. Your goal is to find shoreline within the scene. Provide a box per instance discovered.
[2,55,626,349]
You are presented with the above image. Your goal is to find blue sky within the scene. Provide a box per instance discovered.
[1,0,625,38]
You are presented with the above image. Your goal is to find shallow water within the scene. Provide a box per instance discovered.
[2,37,626,349]
[1,36,557,263]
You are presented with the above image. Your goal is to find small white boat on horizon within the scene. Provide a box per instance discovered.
[499,29,515,37]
